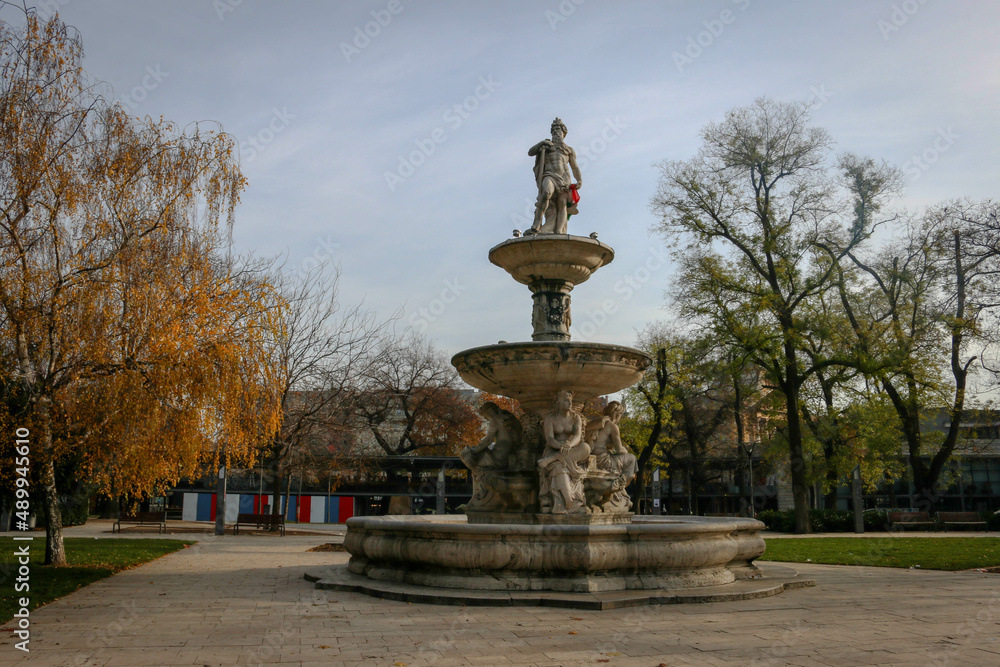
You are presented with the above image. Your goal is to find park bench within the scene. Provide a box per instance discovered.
[233,512,285,536]
[937,511,988,532]
[887,511,935,531]
[888,512,937,530]
[113,510,167,534]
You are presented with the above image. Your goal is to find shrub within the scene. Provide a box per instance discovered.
[809,509,854,532]
[34,486,91,528]
[756,508,889,533]
[863,509,889,531]
[756,509,795,532]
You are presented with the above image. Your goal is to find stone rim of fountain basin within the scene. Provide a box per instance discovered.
[451,341,651,413]
[489,234,614,287]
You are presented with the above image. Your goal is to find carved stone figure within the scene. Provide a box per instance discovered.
[537,390,590,514]
[526,118,581,236]
[461,402,523,470]
[585,400,637,512]
[460,402,525,511]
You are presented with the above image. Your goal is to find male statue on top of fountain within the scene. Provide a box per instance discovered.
[526,118,582,236]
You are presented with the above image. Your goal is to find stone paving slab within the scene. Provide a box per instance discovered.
[1,530,999,665]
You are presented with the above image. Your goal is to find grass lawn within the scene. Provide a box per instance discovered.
[759,537,1000,571]
[0,537,193,623]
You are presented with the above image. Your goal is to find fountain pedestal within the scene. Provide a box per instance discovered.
[488,234,614,341]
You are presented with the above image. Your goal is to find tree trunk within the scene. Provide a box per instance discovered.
[824,467,839,510]
[916,232,972,513]
[666,467,675,515]
[97,494,120,520]
[270,460,282,516]
[282,471,293,522]
[789,445,810,531]
[634,466,648,515]
[785,383,811,533]
[778,335,811,533]
[822,424,840,509]
[39,402,67,566]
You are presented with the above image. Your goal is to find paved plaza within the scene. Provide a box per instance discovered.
[1,522,999,666]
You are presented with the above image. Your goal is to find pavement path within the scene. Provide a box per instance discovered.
[1,523,999,666]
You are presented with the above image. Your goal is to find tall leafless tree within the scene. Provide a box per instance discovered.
[261,257,394,517]
[353,333,477,456]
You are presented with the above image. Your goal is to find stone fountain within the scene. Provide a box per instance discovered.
[306,119,810,608]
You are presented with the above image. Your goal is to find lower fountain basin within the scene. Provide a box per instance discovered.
[451,342,651,413]
[342,514,765,593]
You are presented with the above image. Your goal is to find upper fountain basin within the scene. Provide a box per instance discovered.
[489,234,614,287]
[451,341,651,414]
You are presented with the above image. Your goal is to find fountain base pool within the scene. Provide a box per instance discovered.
[305,515,813,609]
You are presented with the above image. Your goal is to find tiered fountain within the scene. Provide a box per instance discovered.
[307,119,808,608]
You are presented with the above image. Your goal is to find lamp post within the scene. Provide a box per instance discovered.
[852,465,864,533]
[258,460,263,511]
[741,442,756,519]
[215,464,226,536]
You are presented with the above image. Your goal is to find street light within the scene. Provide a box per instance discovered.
[740,441,756,519]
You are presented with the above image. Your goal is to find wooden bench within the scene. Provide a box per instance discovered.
[937,511,988,532]
[113,510,167,534]
[233,513,285,536]
[887,511,935,531]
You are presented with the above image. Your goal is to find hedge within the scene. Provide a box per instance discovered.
[758,508,998,532]
[757,509,888,532]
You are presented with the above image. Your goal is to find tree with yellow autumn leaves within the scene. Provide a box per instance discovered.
[0,8,283,564]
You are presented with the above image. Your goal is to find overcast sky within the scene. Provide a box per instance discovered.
[27,0,1000,361]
